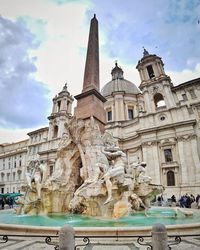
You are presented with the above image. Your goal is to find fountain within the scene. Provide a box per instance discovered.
[16,116,163,219]
[12,116,198,234]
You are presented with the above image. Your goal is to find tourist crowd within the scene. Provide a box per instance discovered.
[0,196,14,210]
[157,193,200,208]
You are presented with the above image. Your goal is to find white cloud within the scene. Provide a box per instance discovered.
[0,0,91,97]
[0,128,29,144]
[0,16,50,129]
[167,63,200,86]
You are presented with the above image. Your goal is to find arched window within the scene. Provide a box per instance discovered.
[167,170,175,186]
[147,65,155,79]
[57,101,61,111]
[53,125,58,138]
[154,93,166,108]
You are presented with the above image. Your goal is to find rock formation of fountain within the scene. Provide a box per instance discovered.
[16,116,163,218]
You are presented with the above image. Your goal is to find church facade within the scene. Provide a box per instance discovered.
[0,16,200,200]
[102,50,200,198]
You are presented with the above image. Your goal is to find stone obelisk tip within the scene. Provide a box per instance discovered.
[74,15,106,132]
[82,14,99,92]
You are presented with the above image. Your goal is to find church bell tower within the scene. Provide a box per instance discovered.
[136,49,176,114]
[48,83,74,140]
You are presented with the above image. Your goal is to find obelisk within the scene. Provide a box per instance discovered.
[74,14,106,131]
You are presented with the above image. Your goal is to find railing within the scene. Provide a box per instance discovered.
[0,234,59,249]
[0,233,200,249]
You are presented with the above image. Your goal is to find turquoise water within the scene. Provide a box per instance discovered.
[0,208,199,227]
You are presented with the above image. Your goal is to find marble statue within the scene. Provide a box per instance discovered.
[16,116,164,218]
[101,146,127,204]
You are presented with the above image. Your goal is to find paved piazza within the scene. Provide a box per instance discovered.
[1,236,200,249]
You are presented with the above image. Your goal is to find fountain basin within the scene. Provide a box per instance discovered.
[0,207,200,235]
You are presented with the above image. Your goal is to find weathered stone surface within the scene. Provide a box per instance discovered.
[17,116,163,218]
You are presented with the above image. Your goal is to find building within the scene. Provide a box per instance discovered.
[102,49,200,198]
[0,140,28,194]
[0,16,199,199]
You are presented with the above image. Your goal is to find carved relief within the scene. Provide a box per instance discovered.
[159,138,176,146]
[176,134,197,142]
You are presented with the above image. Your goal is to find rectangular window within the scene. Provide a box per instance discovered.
[182,93,188,101]
[164,149,173,162]
[107,111,112,121]
[147,65,155,79]
[188,89,196,99]
[128,108,134,120]
[13,172,15,181]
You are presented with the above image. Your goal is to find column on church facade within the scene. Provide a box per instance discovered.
[191,136,200,182]
[67,102,72,114]
[151,142,161,184]
[152,63,159,77]
[140,68,145,82]
[125,103,128,120]
[60,99,65,111]
[142,67,149,81]
[143,89,152,113]
[52,100,57,113]
[157,62,165,75]
[114,96,118,121]
[163,82,175,108]
[118,95,125,120]
[177,138,188,185]
[134,104,138,118]
[111,103,115,121]
[142,142,161,184]
[114,95,124,121]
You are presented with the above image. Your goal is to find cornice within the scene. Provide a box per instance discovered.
[137,119,196,134]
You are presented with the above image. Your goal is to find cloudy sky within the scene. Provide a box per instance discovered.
[0,0,200,143]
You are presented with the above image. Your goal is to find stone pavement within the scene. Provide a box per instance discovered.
[1,236,200,249]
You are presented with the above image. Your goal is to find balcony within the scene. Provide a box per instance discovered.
[161,161,179,168]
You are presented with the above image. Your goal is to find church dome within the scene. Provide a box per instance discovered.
[101,62,140,97]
